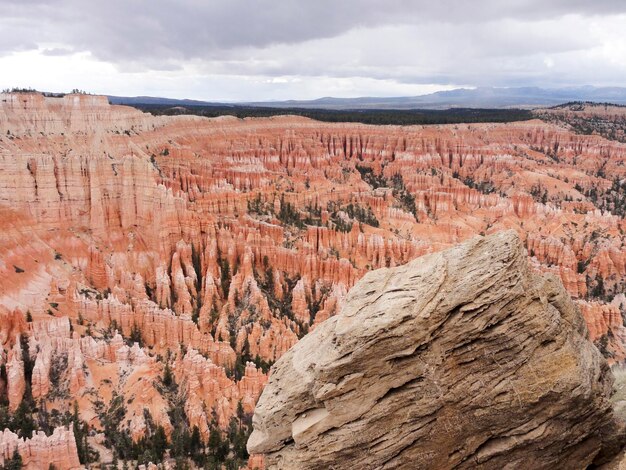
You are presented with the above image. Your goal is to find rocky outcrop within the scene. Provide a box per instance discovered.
[0,426,81,470]
[6,337,25,411]
[0,92,173,135]
[173,348,267,438]
[248,231,625,469]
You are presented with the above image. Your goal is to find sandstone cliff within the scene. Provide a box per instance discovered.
[0,426,81,470]
[0,92,625,466]
[249,231,625,469]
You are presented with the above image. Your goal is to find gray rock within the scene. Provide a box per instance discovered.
[248,230,625,469]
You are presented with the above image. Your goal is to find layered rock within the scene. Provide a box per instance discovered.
[174,348,267,438]
[1,92,625,464]
[0,92,172,135]
[6,336,25,410]
[0,426,81,470]
[249,231,625,469]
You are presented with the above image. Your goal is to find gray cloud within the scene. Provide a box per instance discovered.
[1,0,625,95]
[41,47,74,56]
[2,1,625,59]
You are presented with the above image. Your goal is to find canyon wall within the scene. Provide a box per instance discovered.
[0,92,624,466]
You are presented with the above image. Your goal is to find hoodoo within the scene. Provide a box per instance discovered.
[248,231,625,469]
[1,92,625,468]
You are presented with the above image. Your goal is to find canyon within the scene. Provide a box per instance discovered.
[249,231,626,469]
[0,92,625,468]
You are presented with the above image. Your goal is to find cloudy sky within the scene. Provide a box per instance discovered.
[1,0,626,101]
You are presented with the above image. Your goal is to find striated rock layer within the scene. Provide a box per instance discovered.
[0,426,81,470]
[249,231,625,469]
[0,92,625,465]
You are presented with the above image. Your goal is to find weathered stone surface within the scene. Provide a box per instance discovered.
[249,231,625,469]
[0,426,81,470]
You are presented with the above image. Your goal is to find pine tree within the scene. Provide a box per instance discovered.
[237,401,245,424]
[12,400,36,438]
[3,448,22,470]
[162,362,173,388]
[130,322,142,346]
[208,427,222,459]
[220,258,231,298]
[153,425,168,461]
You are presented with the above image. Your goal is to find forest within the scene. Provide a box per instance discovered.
[130,103,533,126]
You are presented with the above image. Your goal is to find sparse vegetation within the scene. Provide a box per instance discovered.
[345,203,379,227]
[277,194,305,229]
[355,166,417,220]
[536,102,626,143]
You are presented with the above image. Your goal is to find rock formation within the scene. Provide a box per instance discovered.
[0,92,625,465]
[249,231,625,469]
[0,426,81,470]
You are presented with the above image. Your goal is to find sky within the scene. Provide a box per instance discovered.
[1,0,626,101]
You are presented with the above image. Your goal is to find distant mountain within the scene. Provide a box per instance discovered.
[107,95,231,107]
[108,86,626,110]
[243,87,626,110]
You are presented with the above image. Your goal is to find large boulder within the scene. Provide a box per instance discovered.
[248,230,625,469]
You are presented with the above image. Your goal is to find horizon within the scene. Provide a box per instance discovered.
[3,84,626,106]
[2,1,626,101]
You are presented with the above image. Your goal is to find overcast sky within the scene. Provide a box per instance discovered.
[1,0,626,101]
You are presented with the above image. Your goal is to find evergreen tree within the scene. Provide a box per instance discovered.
[129,322,142,346]
[162,362,173,388]
[208,427,223,459]
[220,257,231,298]
[11,400,36,438]
[189,425,204,465]
[72,401,99,464]
[1,449,22,470]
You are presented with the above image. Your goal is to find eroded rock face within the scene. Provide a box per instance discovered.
[249,231,624,469]
[1,92,625,465]
[0,426,81,470]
